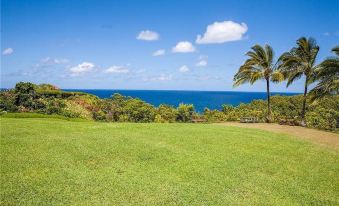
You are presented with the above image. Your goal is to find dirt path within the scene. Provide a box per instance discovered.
[215,122,339,151]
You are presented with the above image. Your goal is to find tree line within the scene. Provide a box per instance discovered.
[0,81,338,130]
[234,37,338,125]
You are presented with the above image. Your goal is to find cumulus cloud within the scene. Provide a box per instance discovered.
[196,55,208,67]
[137,30,159,41]
[2,48,14,55]
[104,65,129,73]
[152,49,165,56]
[172,41,196,53]
[179,65,190,73]
[196,21,248,44]
[70,62,95,75]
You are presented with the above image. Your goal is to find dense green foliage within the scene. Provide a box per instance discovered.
[0,82,338,130]
[1,117,338,205]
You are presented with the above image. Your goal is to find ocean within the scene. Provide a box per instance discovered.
[63,89,299,112]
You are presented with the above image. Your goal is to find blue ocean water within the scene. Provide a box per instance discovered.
[63,89,299,112]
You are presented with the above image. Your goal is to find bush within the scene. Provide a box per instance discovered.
[221,104,235,113]
[204,108,226,122]
[306,108,339,130]
[14,82,38,110]
[156,104,178,123]
[45,98,65,115]
[177,103,195,122]
[154,114,166,123]
[61,101,92,119]
[92,110,106,121]
[0,91,17,112]
[122,98,155,122]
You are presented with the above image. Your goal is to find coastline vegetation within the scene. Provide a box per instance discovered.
[1,37,338,130]
[1,81,338,131]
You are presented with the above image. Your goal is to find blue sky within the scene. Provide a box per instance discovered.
[1,0,338,92]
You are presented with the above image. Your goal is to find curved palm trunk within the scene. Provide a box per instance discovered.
[266,79,271,123]
[300,77,308,126]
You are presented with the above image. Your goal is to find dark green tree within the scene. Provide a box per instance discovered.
[14,82,38,109]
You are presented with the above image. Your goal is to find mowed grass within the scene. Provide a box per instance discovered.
[1,117,338,205]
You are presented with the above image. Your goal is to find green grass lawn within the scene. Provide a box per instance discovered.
[1,117,338,205]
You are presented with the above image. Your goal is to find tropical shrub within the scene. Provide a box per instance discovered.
[177,103,194,122]
[204,108,226,122]
[156,104,178,123]
[61,101,91,119]
[122,98,156,122]
[154,114,166,123]
[14,82,38,110]
[92,110,106,121]
[0,90,17,112]
[306,108,339,130]
[44,98,65,115]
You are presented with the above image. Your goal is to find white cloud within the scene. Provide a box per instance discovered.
[172,41,196,53]
[104,65,129,73]
[2,48,14,55]
[41,57,69,65]
[146,74,173,81]
[196,21,248,44]
[179,65,190,73]
[196,55,208,67]
[137,30,159,41]
[152,49,165,56]
[54,58,69,64]
[196,75,222,81]
[323,31,339,36]
[70,62,95,75]
[196,60,207,67]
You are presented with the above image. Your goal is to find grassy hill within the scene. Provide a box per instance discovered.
[1,117,338,205]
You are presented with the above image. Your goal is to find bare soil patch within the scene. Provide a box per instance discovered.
[216,122,339,151]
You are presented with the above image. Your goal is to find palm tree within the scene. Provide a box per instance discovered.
[279,37,320,126]
[234,44,284,122]
[309,45,339,101]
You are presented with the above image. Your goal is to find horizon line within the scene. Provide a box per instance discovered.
[1,87,301,94]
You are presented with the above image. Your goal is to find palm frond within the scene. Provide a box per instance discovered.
[309,51,339,100]
[270,71,285,83]
[264,44,274,67]
[249,71,264,84]
[309,76,339,101]
[332,45,339,56]
[234,44,275,86]
[279,37,320,88]
[286,70,303,87]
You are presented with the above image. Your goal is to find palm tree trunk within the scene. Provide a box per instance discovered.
[266,78,271,123]
[300,77,308,126]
